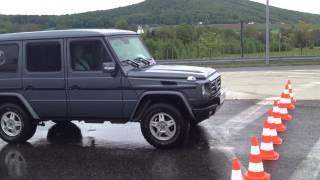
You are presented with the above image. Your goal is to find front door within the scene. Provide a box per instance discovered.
[22,39,67,118]
[66,38,122,120]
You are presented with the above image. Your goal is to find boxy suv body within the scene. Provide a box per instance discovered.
[0,29,225,148]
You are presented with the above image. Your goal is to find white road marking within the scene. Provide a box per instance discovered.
[295,82,320,93]
[291,72,320,75]
[211,98,274,140]
[289,76,320,79]
[205,98,275,171]
[291,69,320,72]
[289,138,320,180]
[263,71,320,75]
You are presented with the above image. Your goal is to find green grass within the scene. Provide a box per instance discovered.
[206,47,320,59]
[206,60,320,68]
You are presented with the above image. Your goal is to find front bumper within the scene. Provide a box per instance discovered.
[192,89,225,122]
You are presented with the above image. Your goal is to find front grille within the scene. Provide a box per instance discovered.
[205,76,221,97]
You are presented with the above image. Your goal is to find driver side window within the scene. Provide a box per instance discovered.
[70,40,111,71]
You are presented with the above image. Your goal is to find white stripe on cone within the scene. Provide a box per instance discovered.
[248,162,264,172]
[279,107,288,114]
[251,146,260,155]
[262,128,270,136]
[274,117,282,125]
[290,93,294,98]
[280,98,291,104]
[261,142,274,151]
[267,116,275,124]
[231,170,243,180]
[270,128,277,136]
[284,89,290,94]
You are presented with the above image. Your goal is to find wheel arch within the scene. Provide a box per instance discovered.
[130,91,195,122]
[0,93,40,120]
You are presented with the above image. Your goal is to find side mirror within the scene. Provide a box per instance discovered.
[102,62,116,73]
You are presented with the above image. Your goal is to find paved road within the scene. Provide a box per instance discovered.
[0,65,319,180]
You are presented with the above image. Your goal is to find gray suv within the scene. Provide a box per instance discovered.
[0,29,225,148]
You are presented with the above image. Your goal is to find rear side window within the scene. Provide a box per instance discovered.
[26,42,61,72]
[0,44,19,72]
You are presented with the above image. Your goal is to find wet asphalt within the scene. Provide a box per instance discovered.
[0,65,320,180]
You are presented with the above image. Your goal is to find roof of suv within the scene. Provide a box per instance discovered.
[0,29,137,41]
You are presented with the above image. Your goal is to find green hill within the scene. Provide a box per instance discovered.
[81,0,320,25]
[1,0,320,33]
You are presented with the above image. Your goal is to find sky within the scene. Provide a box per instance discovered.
[251,0,319,15]
[0,0,145,15]
[0,0,318,15]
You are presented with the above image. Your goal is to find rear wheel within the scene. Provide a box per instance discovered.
[0,104,37,143]
[141,103,190,149]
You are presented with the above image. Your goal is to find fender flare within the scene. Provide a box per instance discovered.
[0,93,40,119]
[130,91,195,121]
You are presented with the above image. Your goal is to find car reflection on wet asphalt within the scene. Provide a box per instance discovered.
[0,121,231,180]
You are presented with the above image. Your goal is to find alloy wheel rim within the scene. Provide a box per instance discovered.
[149,112,177,141]
[0,112,22,137]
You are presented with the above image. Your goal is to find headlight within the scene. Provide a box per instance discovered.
[202,84,210,96]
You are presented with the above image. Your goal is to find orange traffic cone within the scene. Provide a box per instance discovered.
[271,101,287,132]
[231,159,243,180]
[282,85,295,110]
[278,95,292,121]
[268,119,283,145]
[244,136,270,180]
[287,80,296,103]
[260,121,280,160]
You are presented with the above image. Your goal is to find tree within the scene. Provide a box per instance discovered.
[311,29,320,46]
[293,23,312,55]
[198,32,224,57]
[176,24,194,44]
[114,18,129,30]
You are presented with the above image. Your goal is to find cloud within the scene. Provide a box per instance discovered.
[0,0,144,15]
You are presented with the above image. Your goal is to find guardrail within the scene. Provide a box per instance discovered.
[157,56,320,65]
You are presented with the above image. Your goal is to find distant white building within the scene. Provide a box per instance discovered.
[137,26,144,34]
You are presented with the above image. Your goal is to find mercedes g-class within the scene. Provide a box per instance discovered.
[0,29,225,148]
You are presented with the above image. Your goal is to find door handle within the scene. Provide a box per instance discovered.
[25,85,33,90]
[70,85,80,90]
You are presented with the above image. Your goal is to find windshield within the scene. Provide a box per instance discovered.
[108,36,153,63]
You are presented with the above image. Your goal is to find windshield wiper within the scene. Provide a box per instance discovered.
[121,59,141,68]
[134,57,152,66]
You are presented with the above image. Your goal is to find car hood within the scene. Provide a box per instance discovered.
[127,65,216,79]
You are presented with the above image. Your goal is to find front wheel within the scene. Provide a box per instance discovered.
[0,104,37,143]
[141,103,190,149]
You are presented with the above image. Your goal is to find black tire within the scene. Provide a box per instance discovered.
[52,120,71,124]
[47,122,82,144]
[141,103,190,149]
[190,121,200,129]
[0,104,37,143]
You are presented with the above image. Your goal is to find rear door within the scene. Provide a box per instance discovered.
[22,39,67,118]
[66,37,123,119]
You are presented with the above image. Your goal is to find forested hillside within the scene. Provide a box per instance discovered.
[1,0,320,33]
